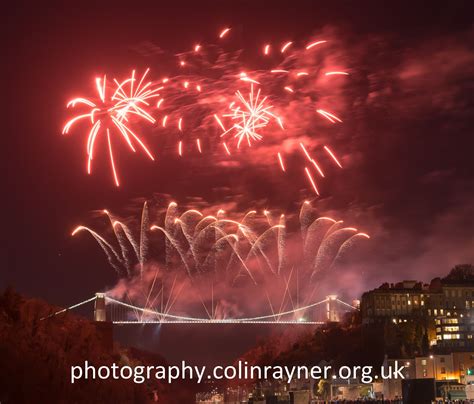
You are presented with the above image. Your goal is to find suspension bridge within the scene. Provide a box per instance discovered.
[41,293,358,325]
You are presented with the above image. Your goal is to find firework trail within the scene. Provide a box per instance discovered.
[303,216,336,265]
[299,200,315,240]
[139,201,150,276]
[104,210,136,275]
[71,226,122,273]
[277,214,286,275]
[311,227,358,277]
[72,199,369,321]
[330,232,370,269]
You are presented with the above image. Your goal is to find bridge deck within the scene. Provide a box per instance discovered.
[112,320,325,324]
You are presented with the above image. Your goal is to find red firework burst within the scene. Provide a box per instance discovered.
[62,69,159,186]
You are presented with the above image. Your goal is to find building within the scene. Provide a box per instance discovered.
[453,352,474,384]
[434,313,474,350]
[429,280,474,351]
[415,355,455,381]
[429,280,474,350]
[382,356,416,400]
[361,280,431,323]
[361,274,474,351]
[387,353,474,401]
[465,370,474,400]
[415,352,474,384]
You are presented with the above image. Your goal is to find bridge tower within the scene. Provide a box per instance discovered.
[94,293,106,322]
[326,295,339,322]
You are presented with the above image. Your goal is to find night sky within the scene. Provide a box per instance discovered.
[4,1,474,364]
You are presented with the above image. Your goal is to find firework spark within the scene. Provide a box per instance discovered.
[316,109,343,123]
[325,71,349,76]
[324,145,343,168]
[220,84,281,148]
[305,167,320,195]
[306,40,327,49]
[219,27,231,38]
[277,152,286,172]
[281,41,293,53]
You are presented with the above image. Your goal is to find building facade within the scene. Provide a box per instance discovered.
[361,278,474,351]
[361,281,430,322]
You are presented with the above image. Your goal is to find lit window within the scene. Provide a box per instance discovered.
[443,334,461,340]
[444,326,460,332]
[447,319,458,324]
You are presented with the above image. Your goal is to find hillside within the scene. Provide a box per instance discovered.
[0,288,170,403]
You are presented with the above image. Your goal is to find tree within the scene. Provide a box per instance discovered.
[317,380,331,399]
[0,287,22,322]
[422,332,429,355]
[443,264,474,282]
